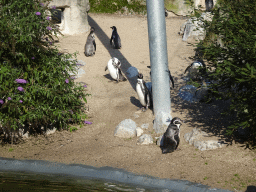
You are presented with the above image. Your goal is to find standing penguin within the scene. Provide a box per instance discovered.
[110,26,121,49]
[184,59,206,81]
[136,73,153,111]
[105,57,127,82]
[84,27,96,57]
[161,117,183,154]
[205,0,214,12]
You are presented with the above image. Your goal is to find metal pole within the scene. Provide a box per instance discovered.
[146,0,171,133]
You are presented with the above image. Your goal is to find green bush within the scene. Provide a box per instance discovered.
[89,0,146,14]
[197,0,256,143]
[0,0,90,142]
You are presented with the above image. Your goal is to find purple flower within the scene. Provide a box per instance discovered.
[68,110,73,114]
[7,97,11,100]
[83,84,87,88]
[36,12,41,16]
[84,121,92,124]
[52,5,56,9]
[31,57,35,59]
[46,16,50,20]
[40,3,44,6]
[17,86,24,92]
[71,76,76,79]
[65,79,69,83]
[49,42,52,45]
[15,79,27,84]
[0,99,3,104]
[19,100,23,103]
[45,37,48,41]
[46,26,52,30]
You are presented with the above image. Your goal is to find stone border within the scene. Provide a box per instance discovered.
[0,157,231,192]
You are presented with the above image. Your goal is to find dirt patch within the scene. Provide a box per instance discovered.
[1,13,255,192]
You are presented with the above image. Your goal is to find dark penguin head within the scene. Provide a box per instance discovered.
[90,27,95,32]
[110,26,117,32]
[138,73,143,80]
[171,117,183,128]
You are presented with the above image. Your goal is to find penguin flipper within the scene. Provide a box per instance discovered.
[118,68,127,81]
[93,40,96,51]
[184,65,191,74]
[110,36,113,45]
[105,66,108,71]
[169,71,175,88]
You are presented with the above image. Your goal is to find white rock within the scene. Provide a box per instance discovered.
[136,127,144,137]
[137,134,153,145]
[114,119,137,138]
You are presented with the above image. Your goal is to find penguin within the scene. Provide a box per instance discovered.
[110,26,121,49]
[205,0,214,12]
[105,57,127,82]
[184,59,206,81]
[84,27,96,57]
[147,66,175,88]
[136,73,153,111]
[161,117,183,154]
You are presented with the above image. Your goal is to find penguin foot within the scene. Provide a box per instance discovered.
[141,107,147,112]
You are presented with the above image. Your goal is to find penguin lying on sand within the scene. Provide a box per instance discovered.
[136,73,153,112]
[184,60,206,81]
[105,57,127,82]
[161,117,183,154]
[110,26,121,49]
[84,27,96,57]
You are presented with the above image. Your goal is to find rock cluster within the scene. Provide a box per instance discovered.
[184,128,224,151]
[114,119,153,145]
[179,12,213,42]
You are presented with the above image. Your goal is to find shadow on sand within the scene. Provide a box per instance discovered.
[88,15,138,91]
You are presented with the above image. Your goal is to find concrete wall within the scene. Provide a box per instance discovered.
[49,0,90,35]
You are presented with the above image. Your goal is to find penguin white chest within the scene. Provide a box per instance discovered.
[107,59,119,80]
[136,82,146,106]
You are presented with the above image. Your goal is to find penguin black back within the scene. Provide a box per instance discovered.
[161,117,182,154]
[84,27,96,57]
[110,26,121,49]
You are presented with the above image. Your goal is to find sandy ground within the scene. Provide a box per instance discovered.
[1,13,256,191]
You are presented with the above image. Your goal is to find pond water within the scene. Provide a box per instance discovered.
[0,171,170,192]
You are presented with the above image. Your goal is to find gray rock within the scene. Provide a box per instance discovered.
[66,59,86,78]
[114,119,137,138]
[153,111,172,134]
[137,134,153,145]
[180,12,214,42]
[184,128,224,151]
[126,66,139,78]
[178,85,198,103]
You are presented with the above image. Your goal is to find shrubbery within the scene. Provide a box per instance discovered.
[0,0,90,143]
[197,0,256,144]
